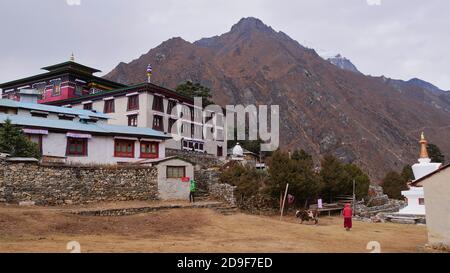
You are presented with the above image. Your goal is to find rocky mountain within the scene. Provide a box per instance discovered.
[324,54,361,74]
[104,17,450,180]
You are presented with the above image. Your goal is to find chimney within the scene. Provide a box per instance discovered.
[18,89,41,104]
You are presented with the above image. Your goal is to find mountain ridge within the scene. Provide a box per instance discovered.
[104,17,450,180]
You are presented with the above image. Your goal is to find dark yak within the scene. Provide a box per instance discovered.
[295,209,319,225]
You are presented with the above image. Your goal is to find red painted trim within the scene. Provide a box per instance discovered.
[114,139,135,158]
[66,137,88,156]
[139,141,159,159]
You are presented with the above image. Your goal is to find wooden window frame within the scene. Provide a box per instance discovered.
[152,115,164,131]
[66,137,88,156]
[128,114,138,127]
[140,141,159,159]
[114,139,135,158]
[52,81,61,97]
[152,96,164,112]
[127,95,139,111]
[166,166,186,179]
[167,100,177,115]
[83,103,93,111]
[104,100,115,113]
[75,84,84,96]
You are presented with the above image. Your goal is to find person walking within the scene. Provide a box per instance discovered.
[189,179,197,203]
[343,203,353,231]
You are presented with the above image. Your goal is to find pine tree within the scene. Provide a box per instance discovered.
[319,155,370,201]
[382,171,408,199]
[0,119,41,158]
[319,155,346,201]
[266,150,322,206]
[175,81,214,106]
[401,165,414,182]
[427,143,445,163]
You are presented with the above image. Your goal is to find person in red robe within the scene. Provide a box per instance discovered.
[343,203,353,231]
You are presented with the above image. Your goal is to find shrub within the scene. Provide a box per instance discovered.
[382,171,408,199]
[0,119,41,159]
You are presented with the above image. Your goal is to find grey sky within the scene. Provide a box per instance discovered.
[1,0,449,90]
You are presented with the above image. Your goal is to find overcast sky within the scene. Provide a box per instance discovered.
[1,0,449,90]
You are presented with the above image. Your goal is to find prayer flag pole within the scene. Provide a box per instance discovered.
[280,183,289,221]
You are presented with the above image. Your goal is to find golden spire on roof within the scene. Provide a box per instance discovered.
[70,53,75,62]
[419,131,429,159]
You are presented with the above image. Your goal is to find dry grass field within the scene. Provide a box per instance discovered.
[0,203,428,253]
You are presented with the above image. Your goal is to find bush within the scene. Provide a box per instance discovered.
[319,155,370,201]
[266,150,322,207]
[0,119,41,159]
[220,161,266,199]
[382,171,408,199]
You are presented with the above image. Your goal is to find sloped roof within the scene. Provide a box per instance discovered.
[41,61,101,74]
[410,164,450,187]
[0,114,170,139]
[0,99,110,119]
[134,156,196,166]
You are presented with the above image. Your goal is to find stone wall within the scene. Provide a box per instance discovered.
[209,182,237,207]
[194,168,237,206]
[0,159,158,205]
[194,168,220,192]
[166,149,224,168]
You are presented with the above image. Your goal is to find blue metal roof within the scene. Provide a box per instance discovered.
[0,99,110,119]
[0,114,170,139]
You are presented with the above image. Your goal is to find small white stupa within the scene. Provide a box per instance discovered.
[399,132,442,215]
[231,143,244,161]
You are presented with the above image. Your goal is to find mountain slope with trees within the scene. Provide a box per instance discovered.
[104,17,450,180]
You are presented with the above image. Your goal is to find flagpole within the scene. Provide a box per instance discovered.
[280,183,289,221]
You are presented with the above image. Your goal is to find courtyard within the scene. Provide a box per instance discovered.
[0,202,427,253]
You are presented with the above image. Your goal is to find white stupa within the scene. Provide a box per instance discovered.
[231,143,244,160]
[399,132,442,215]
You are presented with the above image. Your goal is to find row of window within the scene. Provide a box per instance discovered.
[32,81,61,99]
[30,112,77,121]
[31,80,113,100]
[32,81,87,100]
[82,95,139,113]
[83,95,209,120]
[182,140,204,152]
[66,138,159,158]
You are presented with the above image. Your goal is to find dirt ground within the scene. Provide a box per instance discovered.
[0,203,428,253]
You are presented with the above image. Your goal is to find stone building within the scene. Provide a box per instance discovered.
[47,82,227,157]
[0,94,170,165]
[0,57,125,103]
[0,58,227,157]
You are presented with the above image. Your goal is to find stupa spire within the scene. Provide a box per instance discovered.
[419,132,429,159]
[70,53,75,62]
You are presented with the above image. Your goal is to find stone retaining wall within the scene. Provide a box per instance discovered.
[194,168,237,207]
[0,159,158,205]
[209,182,237,207]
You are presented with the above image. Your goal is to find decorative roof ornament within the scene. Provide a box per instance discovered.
[419,131,429,159]
[146,64,153,83]
[70,53,75,62]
